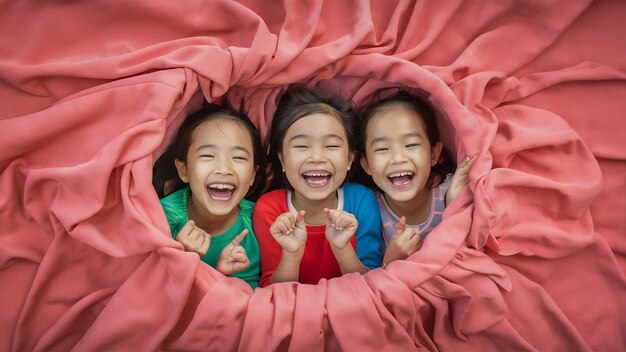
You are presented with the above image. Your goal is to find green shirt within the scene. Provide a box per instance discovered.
[160,186,260,288]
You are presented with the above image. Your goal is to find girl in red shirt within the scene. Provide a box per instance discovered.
[253,87,383,287]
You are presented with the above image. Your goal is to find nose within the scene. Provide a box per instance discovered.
[308,146,326,163]
[307,145,326,163]
[390,148,408,164]
[214,158,234,175]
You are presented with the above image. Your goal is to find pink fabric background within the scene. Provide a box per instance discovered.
[1,0,625,350]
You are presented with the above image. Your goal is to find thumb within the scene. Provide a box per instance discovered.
[393,216,407,236]
[231,246,248,260]
[456,155,476,176]
[295,210,306,227]
[323,208,333,227]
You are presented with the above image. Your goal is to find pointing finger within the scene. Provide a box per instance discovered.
[230,229,248,247]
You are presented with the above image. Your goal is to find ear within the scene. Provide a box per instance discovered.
[431,142,443,166]
[360,155,372,175]
[251,165,258,186]
[347,151,355,170]
[174,159,189,183]
[278,152,285,172]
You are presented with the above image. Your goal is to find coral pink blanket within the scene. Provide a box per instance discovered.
[1,1,625,350]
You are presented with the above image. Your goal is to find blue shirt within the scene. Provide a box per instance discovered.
[285,182,383,269]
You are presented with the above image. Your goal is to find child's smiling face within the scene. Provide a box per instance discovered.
[176,117,256,218]
[279,113,355,203]
[361,104,442,204]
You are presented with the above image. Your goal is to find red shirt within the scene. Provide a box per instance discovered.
[253,189,356,287]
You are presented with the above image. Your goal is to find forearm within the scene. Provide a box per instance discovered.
[270,250,303,284]
[331,244,369,274]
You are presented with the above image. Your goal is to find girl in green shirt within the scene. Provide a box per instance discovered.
[153,103,266,288]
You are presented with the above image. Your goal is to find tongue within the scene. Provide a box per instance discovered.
[208,188,234,200]
[390,175,412,185]
[304,175,330,187]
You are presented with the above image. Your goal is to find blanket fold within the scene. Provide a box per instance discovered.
[1,0,624,350]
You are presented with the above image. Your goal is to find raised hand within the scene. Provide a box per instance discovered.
[324,208,358,249]
[216,229,251,275]
[270,210,307,254]
[174,220,211,257]
[382,216,422,265]
[446,155,476,205]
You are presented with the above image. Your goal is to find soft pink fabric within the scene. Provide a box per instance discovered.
[1,0,625,350]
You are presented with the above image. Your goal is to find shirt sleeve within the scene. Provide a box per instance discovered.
[349,185,384,269]
[160,196,185,237]
[252,192,285,287]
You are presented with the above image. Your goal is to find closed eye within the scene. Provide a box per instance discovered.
[199,154,215,158]
[406,143,420,148]
[374,147,389,152]
[233,156,248,161]
[326,145,341,149]
[293,145,308,149]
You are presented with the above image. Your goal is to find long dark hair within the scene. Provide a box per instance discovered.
[266,86,357,191]
[358,89,455,189]
[153,103,266,201]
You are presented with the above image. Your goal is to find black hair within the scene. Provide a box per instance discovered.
[152,102,266,201]
[358,89,456,189]
[266,85,357,191]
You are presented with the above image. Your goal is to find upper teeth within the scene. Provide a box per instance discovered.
[208,184,234,189]
[303,172,329,177]
[389,171,413,178]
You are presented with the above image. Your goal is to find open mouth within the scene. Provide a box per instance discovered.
[302,171,331,188]
[387,171,414,187]
[206,183,236,201]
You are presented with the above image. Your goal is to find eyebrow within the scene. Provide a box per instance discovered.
[288,133,345,142]
[195,144,251,155]
[370,133,424,145]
